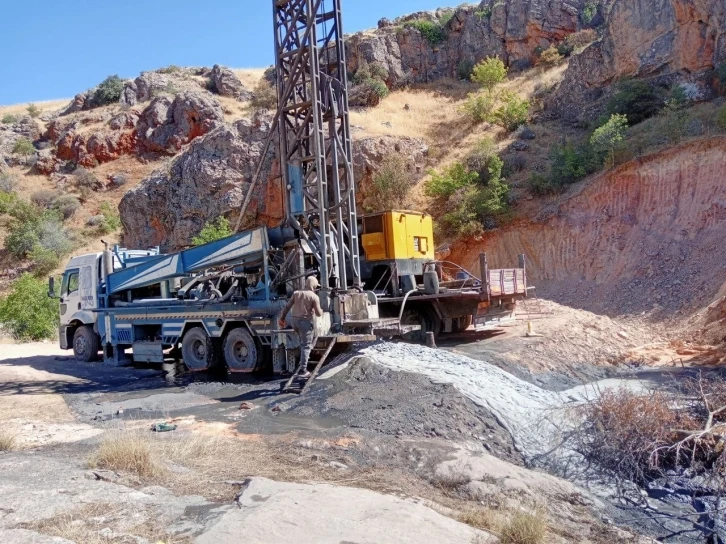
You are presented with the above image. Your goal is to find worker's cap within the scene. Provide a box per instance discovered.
[306,276,320,290]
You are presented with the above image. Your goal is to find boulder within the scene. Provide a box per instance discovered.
[59,89,96,116]
[109,111,139,130]
[120,70,206,106]
[210,64,252,100]
[120,114,280,250]
[554,0,726,121]
[136,91,225,154]
[346,1,586,88]
[196,477,493,544]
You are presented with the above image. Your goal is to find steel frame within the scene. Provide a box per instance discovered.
[273,0,361,293]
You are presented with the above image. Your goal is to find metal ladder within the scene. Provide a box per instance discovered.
[282,336,338,395]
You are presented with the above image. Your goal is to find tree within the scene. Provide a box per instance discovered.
[12,138,35,163]
[0,274,59,341]
[192,217,233,246]
[93,75,125,106]
[590,114,629,168]
[26,104,41,118]
[471,57,508,94]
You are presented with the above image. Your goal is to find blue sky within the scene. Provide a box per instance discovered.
[0,0,453,105]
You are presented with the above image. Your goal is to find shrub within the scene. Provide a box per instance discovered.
[549,142,600,185]
[607,80,666,124]
[73,167,102,190]
[493,92,530,132]
[31,190,61,209]
[1,114,18,124]
[528,173,558,196]
[474,7,492,19]
[461,92,496,123]
[0,431,17,452]
[93,75,125,106]
[35,216,74,256]
[97,201,121,234]
[52,194,81,220]
[0,171,17,192]
[12,138,35,159]
[404,20,447,46]
[538,45,563,66]
[466,138,497,179]
[471,57,508,93]
[457,59,475,80]
[360,78,389,100]
[5,220,40,259]
[0,274,59,341]
[26,104,41,118]
[566,29,598,50]
[500,509,548,544]
[30,245,60,277]
[0,191,36,222]
[717,103,726,130]
[89,431,157,478]
[251,79,278,110]
[192,216,233,246]
[365,154,412,213]
[556,41,574,58]
[425,163,478,198]
[158,65,181,74]
[591,113,629,167]
[581,1,598,25]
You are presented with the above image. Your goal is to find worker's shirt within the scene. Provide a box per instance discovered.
[282,290,323,320]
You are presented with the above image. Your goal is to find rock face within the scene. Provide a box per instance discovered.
[451,137,726,316]
[346,1,586,87]
[120,70,205,106]
[555,0,726,120]
[135,91,225,154]
[210,64,252,100]
[120,115,280,250]
[0,116,41,165]
[197,477,493,544]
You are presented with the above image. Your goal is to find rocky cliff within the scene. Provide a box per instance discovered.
[346,0,587,87]
[555,0,726,120]
[452,137,726,316]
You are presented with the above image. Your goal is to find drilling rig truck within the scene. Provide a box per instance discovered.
[50,0,528,381]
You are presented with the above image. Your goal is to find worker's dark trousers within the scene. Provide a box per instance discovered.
[291,317,316,370]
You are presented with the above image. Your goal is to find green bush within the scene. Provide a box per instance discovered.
[362,78,389,99]
[0,274,59,341]
[404,19,447,46]
[591,113,629,167]
[717,104,726,130]
[250,79,278,110]
[0,191,36,222]
[461,92,496,123]
[425,163,478,198]
[192,216,233,246]
[494,92,530,132]
[12,138,35,158]
[549,142,601,185]
[581,1,598,25]
[26,104,41,118]
[31,190,61,209]
[73,167,102,190]
[607,80,666,125]
[93,75,125,106]
[97,201,122,234]
[471,57,508,93]
[1,114,18,124]
[457,59,475,80]
[0,171,17,192]
[365,154,412,213]
[466,138,497,179]
[29,245,60,278]
[528,173,559,196]
[52,194,81,220]
[556,41,575,58]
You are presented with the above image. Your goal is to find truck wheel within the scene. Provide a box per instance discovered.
[401,308,441,341]
[73,326,101,362]
[223,328,258,373]
[453,315,474,333]
[182,327,211,371]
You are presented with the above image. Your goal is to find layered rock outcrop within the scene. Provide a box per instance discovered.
[451,137,726,316]
[120,70,206,106]
[210,64,251,100]
[346,0,586,87]
[555,0,726,120]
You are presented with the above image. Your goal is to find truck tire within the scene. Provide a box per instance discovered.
[73,325,101,362]
[182,327,211,371]
[223,328,258,373]
[453,315,474,333]
[401,307,441,341]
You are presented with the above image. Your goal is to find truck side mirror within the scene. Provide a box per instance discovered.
[48,277,56,299]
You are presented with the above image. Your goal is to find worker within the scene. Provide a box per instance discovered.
[279,276,323,378]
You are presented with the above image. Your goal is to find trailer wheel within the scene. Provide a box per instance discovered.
[73,325,101,362]
[223,328,258,373]
[453,315,474,333]
[182,327,211,371]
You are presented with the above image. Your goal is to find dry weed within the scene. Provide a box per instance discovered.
[88,430,159,478]
[458,507,501,532]
[0,429,17,452]
[499,509,548,544]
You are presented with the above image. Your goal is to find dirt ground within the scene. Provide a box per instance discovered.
[1,298,720,543]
